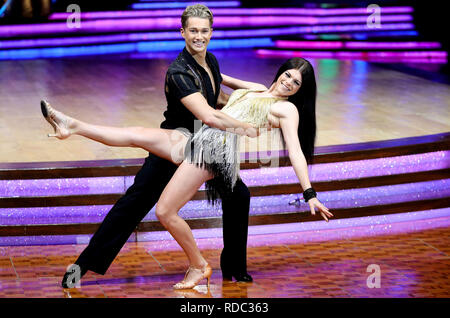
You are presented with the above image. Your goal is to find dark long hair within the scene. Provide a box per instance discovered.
[272,58,317,165]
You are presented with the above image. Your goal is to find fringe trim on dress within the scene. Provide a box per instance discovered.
[183,89,283,205]
[184,125,240,205]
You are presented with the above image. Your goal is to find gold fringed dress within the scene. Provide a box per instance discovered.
[185,89,284,204]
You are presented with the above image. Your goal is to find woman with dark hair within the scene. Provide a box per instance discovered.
[270,58,317,165]
[40,57,333,289]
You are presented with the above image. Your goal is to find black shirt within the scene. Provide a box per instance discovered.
[160,47,223,133]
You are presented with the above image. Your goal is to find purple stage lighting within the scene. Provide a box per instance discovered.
[0,17,415,38]
[275,40,442,50]
[48,7,414,20]
[1,179,449,225]
[0,24,417,51]
[1,151,447,198]
[131,1,241,10]
[0,207,448,246]
[256,49,448,63]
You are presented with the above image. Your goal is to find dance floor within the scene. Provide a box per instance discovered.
[0,49,449,162]
[0,226,449,298]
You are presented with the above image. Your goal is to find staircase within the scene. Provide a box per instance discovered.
[1,133,449,245]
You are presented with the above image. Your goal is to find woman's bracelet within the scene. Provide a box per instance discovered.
[303,187,317,202]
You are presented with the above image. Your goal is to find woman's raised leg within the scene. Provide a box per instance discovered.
[40,100,187,164]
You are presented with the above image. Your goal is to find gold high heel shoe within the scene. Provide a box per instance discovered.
[173,264,212,290]
[174,288,213,298]
[40,100,73,139]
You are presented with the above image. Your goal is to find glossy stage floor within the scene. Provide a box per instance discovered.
[0,49,449,298]
[1,49,449,163]
[1,226,449,298]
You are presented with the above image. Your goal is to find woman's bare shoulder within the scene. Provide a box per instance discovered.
[271,100,298,117]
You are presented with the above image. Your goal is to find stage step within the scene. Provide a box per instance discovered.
[0,168,448,207]
[0,133,449,238]
[2,199,450,237]
[1,179,449,227]
[1,132,448,180]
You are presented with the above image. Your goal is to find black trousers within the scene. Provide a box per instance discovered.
[75,153,250,275]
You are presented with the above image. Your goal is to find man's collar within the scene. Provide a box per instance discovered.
[182,47,210,69]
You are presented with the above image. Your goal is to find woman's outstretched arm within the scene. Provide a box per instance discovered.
[274,101,333,221]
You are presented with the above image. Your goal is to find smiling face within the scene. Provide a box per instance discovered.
[181,17,212,55]
[272,68,303,97]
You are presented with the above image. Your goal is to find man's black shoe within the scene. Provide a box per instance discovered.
[61,264,87,288]
[222,271,253,282]
[220,252,253,282]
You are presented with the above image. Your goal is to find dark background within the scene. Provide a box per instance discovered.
[2,0,448,75]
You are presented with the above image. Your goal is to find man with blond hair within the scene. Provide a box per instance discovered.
[62,4,259,288]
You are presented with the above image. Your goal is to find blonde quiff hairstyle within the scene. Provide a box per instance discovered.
[181,4,214,29]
